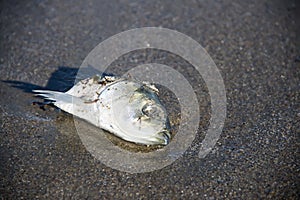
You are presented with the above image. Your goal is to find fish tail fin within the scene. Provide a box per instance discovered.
[33,90,86,115]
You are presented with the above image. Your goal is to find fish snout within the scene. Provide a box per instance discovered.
[157,129,171,145]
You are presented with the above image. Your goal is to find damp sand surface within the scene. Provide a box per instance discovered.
[0,0,299,199]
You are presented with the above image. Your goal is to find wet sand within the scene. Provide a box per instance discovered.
[1,0,299,199]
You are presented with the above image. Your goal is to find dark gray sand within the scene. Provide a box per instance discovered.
[1,0,299,199]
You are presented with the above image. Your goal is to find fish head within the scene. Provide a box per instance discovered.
[111,82,171,145]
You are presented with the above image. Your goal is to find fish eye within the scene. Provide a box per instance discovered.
[142,103,161,118]
[141,104,151,116]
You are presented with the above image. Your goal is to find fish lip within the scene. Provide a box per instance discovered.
[157,130,171,145]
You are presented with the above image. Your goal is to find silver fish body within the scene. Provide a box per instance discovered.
[34,75,171,145]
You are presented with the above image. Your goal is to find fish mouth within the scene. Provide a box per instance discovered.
[157,130,171,145]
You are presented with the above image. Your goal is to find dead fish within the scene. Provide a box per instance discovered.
[33,75,171,145]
